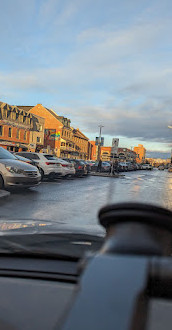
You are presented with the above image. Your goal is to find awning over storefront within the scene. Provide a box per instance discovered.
[0,140,29,148]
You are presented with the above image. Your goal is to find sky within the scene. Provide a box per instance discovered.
[0,0,172,158]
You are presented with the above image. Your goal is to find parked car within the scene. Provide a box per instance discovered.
[13,153,37,166]
[0,147,41,189]
[118,162,128,172]
[55,158,75,177]
[16,152,64,180]
[158,165,165,170]
[91,161,111,172]
[65,159,87,177]
[80,160,91,175]
[141,164,153,170]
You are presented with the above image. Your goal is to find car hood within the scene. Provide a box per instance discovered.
[0,159,38,170]
[0,219,104,258]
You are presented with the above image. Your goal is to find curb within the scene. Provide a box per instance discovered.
[0,190,10,199]
[91,172,125,178]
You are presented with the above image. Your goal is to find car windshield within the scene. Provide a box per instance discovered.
[0,1,172,260]
[0,147,17,160]
[44,155,58,160]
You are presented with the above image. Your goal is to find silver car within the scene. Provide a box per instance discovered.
[0,147,41,189]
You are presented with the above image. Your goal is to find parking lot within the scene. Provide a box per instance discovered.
[1,169,172,235]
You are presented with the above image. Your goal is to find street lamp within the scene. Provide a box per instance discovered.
[97,125,104,161]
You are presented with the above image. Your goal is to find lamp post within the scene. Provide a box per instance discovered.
[97,125,104,161]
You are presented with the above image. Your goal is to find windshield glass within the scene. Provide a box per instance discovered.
[0,147,17,160]
[0,0,172,258]
[44,155,58,160]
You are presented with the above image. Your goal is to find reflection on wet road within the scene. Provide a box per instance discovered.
[1,169,172,233]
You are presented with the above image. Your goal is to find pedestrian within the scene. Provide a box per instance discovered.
[97,159,102,172]
[109,162,113,174]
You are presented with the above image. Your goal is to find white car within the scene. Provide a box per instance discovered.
[141,164,153,170]
[17,152,65,180]
[56,158,75,177]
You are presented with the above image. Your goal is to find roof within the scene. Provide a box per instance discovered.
[73,128,89,140]
[17,106,35,112]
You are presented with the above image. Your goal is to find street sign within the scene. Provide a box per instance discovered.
[100,137,104,146]
[95,137,99,146]
[111,138,119,154]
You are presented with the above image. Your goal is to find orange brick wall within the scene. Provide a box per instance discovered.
[29,104,63,154]
[90,141,97,160]
[0,124,30,144]
[134,144,146,163]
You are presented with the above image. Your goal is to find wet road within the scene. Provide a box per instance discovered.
[0,169,172,234]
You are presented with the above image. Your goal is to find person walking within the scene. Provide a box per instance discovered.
[97,159,102,172]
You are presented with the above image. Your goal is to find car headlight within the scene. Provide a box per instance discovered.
[5,166,23,174]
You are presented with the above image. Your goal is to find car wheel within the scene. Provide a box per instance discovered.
[39,168,44,181]
[0,175,4,189]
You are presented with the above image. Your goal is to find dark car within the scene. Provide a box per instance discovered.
[13,153,37,167]
[64,159,87,177]
[79,160,91,175]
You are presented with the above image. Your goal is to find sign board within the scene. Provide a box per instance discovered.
[95,137,104,146]
[100,137,104,146]
[111,138,119,155]
[95,137,99,146]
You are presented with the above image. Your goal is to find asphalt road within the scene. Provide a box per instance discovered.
[0,169,172,234]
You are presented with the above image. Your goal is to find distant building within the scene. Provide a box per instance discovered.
[18,105,45,152]
[89,142,137,162]
[134,144,146,163]
[22,104,89,159]
[90,141,97,161]
[0,102,36,152]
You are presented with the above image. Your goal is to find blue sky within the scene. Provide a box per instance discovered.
[0,0,172,158]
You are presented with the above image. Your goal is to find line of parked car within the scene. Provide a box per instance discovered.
[87,161,153,172]
[0,147,155,191]
[0,148,93,190]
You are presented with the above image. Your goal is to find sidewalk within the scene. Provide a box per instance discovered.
[0,190,10,199]
[91,172,125,178]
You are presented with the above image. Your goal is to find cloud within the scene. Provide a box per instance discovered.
[0,0,172,152]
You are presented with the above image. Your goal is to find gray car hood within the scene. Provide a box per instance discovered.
[0,159,37,170]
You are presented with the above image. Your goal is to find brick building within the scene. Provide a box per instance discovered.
[134,144,146,163]
[0,102,36,152]
[24,104,89,159]
[18,106,45,152]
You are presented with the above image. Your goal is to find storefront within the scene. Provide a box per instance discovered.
[0,140,29,152]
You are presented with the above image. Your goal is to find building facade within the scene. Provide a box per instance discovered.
[0,102,36,152]
[134,144,146,163]
[18,106,45,152]
[25,104,63,156]
[26,104,89,159]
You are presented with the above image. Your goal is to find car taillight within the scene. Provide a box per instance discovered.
[78,165,82,169]
[61,164,68,167]
[45,162,57,165]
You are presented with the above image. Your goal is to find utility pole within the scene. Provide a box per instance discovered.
[97,125,104,161]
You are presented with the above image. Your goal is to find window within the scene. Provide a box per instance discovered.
[37,137,41,143]
[0,126,3,136]
[8,127,12,137]
[44,155,58,160]
[18,153,40,160]
[24,131,26,140]
[0,148,16,160]
[39,125,43,131]
[16,129,20,139]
